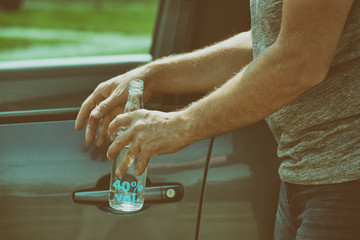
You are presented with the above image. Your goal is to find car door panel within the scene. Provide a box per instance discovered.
[0,0,281,239]
[0,1,209,238]
[0,118,211,240]
[199,120,281,240]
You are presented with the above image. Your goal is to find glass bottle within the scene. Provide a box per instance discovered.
[109,79,146,212]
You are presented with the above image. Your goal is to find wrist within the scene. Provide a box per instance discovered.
[172,109,198,145]
[141,61,164,93]
[133,61,161,92]
[122,62,158,98]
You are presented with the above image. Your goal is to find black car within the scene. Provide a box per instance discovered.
[0,0,280,239]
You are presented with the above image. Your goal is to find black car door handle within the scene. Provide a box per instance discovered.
[73,185,183,204]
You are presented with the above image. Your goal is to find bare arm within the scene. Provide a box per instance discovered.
[107,0,354,176]
[180,0,354,140]
[75,30,252,146]
[145,30,253,93]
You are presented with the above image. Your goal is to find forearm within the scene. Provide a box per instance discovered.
[177,0,352,140]
[139,30,253,94]
[179,42,325,142]
[104,0,353,176]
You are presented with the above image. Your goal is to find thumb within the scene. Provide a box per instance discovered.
[90,94,120,120]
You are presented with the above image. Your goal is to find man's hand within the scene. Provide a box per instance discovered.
[74,31,253,148]
[107,109,192,177]
[74,70,153,147]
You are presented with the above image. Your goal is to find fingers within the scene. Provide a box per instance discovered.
[95,106,124,147]
[95,115,112,147]
[84,96,117,144]
[85,112,101,144]
[75,80,122,137]
[89,94,119,122]
[77,92,125,146]
[107,129,133,160]
[115,142,140,177]
[108,113,133,137]
[107,111,151,177]
[134,153,150,176]
[75,94,98,131]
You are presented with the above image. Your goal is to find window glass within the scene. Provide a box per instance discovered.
[0,0,158,113]
[0,0,158,61]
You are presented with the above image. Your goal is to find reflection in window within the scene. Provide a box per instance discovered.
[0,0,158,61]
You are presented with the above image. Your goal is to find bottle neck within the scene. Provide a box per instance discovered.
[127,92,143,103]
[124,79,144,113]
[125,94,143,112]
[126,94,143,114]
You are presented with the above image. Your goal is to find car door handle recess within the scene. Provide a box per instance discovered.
[73,185,183,204]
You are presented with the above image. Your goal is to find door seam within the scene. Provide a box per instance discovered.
[195,136,214,240]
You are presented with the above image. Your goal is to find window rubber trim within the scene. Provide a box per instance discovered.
[0,107,80,125]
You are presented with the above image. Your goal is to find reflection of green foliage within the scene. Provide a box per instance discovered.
[0,3,157,34]
[0,1,157,60]
[0,37,78,50]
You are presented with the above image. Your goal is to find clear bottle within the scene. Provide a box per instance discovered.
[109,79,147,212]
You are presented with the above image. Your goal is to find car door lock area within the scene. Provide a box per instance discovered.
[72,174,184,215]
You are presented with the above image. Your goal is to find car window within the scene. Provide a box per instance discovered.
[0,0,158,61]
[0,0,158,113]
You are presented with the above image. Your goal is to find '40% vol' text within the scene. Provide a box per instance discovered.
[112,180,144,203]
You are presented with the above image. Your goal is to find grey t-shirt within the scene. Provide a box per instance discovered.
[250,0,360,184]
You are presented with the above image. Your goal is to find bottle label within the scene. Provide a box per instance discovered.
[112,179,144,203]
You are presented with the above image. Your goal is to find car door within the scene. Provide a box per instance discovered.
[1,0,281,239]
[0,0,212,239]
[199,122,281,240]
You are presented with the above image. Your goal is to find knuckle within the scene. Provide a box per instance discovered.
[108,122,119,134]
[133,124,140,132]
[127,111,136,119]
[80,101,87,109]
[109,117,118,127]
[136,163,145,172]
[135,109,147,117]
[143,110,151,118]
[125,149,136,159]
[138,159,148,168]
[98,101,110,111]
[114,137,123,145]
[125,148,132,156]
[113,114,122,122]
[133,121,145,132]
[137,109,146,114]
[137,135,145,143]
[96,82,106,90]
